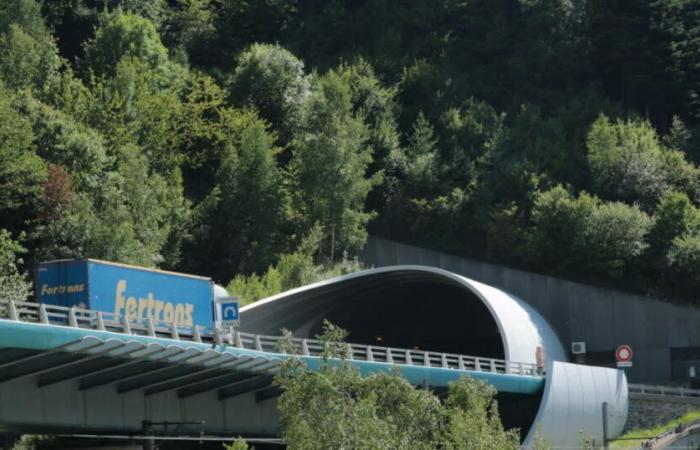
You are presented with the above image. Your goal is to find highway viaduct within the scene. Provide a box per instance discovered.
[0,265,629,448]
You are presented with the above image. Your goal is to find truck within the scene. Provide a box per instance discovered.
[35,259,226,328]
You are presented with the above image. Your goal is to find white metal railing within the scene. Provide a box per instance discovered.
[629,383,700,399]
[0,299,542,377]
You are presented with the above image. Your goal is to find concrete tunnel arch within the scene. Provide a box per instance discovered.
[239,265,567,365]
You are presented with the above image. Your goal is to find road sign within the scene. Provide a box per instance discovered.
[615,344,633,368]
[215,296,240,328]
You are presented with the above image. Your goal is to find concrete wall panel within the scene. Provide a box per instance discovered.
[361,237,700,382]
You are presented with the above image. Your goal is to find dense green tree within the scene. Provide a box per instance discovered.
[583,199,654,275]
[336,59,400,163]
[31,159,174,268]
[437,99,505,193]
[529,185,594,271]
[23,98,108,191]
[651,0,700,122]
[586,0,679,126]
[83,57,190,266]
[6,0,700,305]
[206,0,299,69]
[587,115,699,209]
[646,192,700,293]
[102,0,169,29]
[0,0,48,38]
[0,229,31,301]
[83,10,186,86]
[390,112,439,196]
[227,226,363,305]
[668,234,700,280]
[91,57,186,174]
[289,69,382,259]
[227,44,309,145]
[531,186,653,278]
[178,73,229,200]
[442,375,520,450]
[0,24,61,94]
[162,0,215,53]
[189,109,290,281]
[649,192,700,258]
[275,321,523,450]
[0,91,47,234]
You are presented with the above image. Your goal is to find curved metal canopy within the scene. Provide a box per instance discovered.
[241,265,567,365]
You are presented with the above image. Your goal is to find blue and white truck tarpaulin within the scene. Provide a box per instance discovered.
[36,259,215,327]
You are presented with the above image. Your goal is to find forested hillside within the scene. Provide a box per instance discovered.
[2,0,700,304]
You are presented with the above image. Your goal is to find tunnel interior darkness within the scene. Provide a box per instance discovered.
[305,277,505,359]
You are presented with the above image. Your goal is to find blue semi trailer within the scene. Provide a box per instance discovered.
[35,259,225,327]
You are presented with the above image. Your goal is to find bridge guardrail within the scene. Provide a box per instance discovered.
[629,383,700,399]
[0,299,542,377]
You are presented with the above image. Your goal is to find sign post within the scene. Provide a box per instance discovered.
[615,344,633,368]
[214,296,240,342]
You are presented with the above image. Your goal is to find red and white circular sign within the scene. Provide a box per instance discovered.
[615,345,633,362]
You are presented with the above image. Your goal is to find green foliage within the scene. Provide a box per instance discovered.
[227,43,309,145]
[163,0,215,51]
[105,0,168,29]
[84,10,185,86]
[227,227,363,305]
[0,229,31,301]
[0,24,61,93]
[587,115,698,209]
[9,434,59,450]
[275,322,523,450]
[189,109,290,281]
[610,409,700,448]
[655,193,700,284]
[442,377,520,449]
[84,10,166,74]
[648,192,700,259]
[5,0,700,307]
[290,69,382,259]
[87,57,186,174]
[651,0,700,120]
[222,438,251,450]
[584,200,654,274]
[531,186,653,277]
[31,143,181,267]
[23,98,108,190]
[0,0,47,38]
[668,234,700,278]
[336,59,400,165]
[390,112,439,195]
[0,91,47,233]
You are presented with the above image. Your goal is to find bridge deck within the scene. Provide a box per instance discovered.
[0,299,544,437]
[0,300,544,396]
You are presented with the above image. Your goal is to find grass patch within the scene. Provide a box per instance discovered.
[611,410,700,448]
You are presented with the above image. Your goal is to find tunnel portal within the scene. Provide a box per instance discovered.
[240,270,506,360]
[309,279,505,359]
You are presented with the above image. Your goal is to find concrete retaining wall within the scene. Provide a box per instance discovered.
[625,397,700,432]
[360,237,700,383]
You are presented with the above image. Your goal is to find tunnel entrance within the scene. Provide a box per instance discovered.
[239,269,546,443]
[307,278,505,359]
